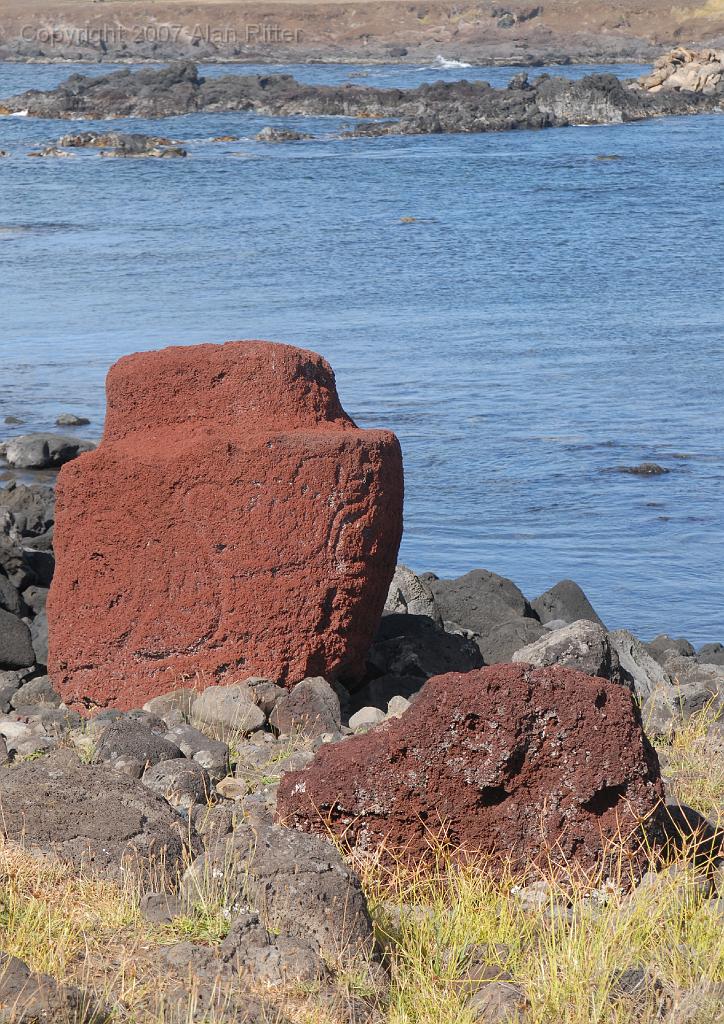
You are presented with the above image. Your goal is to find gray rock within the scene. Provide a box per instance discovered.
[2,433,94,469]
[13,735,58,758]
[0,608,35,669]
[182,822,376,968]
[430,569,534,633]
[513,619,624,683]
[384,564,443,626]
[219,911,327,985]
[353,673,423,710]
[142,758,212,813]
[29,610,48,667]
[0,535,33,591]
[269,676,341,738]
[21,585,48,615]
[0,482,55,538]
[0,573,24,617]
[245,676,286,716]
[543,618,569,631]
[642,680,721,740]
[164,723,229,777]
[191,802,234,845]
[142,687,199,720]
[608,629,672,701]
[698,642,724,667]
[17,705,81,736]
[349,706,387,732]
[369,614,483,679]
[646,633,696,665]
[475,616,547,665]
[0,952,106,1024]
[123,709,168,733]
[531,578,606,628]
[10,674,60,708]
[55,413,90,427]
[0,756,197,879]
[191,683,266,740]
[96,718,183,769]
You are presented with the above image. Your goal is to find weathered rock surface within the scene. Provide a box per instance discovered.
[512,619,624,684]
[48,340,403,711]
[182,822,377,967]
[0,433,94,469]
[2,61,720,136]
[368,613,484,679]
[0,757,196,879]
[277,664,664,873]
[190,683,266,739]
[475,616,547,665]
[608,628,672,701]
[531,579,606,628]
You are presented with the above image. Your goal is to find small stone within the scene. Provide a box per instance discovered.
[10,675,60,708]
[164,723,229,778]
[348,706,387,732]
[387,696,411,718]
[14,735,58,758]
[246,677,286,716]
[216,776,250,801]
[143,687,199,720]
[140,891,188,925]
[109,757,144,778]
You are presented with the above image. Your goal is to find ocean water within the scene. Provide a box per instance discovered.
[1,60,722,643]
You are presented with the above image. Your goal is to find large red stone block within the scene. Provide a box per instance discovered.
[48,341,403,712]
[277,664,664,875]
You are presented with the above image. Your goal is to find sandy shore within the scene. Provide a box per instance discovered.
[2,0,724,65]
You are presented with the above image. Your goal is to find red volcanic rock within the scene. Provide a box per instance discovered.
[48,341,403,712]
[277,664,664,874]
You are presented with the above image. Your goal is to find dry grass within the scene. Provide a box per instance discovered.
[0,705,721,1024]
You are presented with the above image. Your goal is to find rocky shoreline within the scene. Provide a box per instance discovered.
[1,51,722,138]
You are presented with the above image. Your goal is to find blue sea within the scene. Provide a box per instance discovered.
[1,60,722,643]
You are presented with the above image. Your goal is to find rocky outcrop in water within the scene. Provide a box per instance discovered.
[1,61,721,136]
[57,131,188,158]
[48,341,403,711]
[637,47,724,94]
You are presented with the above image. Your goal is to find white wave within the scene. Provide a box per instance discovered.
[434,56,472,69]
[10,109,29,117]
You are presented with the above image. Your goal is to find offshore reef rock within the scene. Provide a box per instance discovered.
[1,59,720,134]
[277,663,664,875]
[48,341,403,712]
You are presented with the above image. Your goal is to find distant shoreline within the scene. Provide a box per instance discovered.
[1,0,722,67]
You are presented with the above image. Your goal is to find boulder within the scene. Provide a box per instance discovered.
[0,757,196,879]
[475,616,547,665]
[0,608,35,669]
[48,341,403,711]
[191,683,266,740]
[429,569,534,633]
[383,564,442,626]
[646,634,696,665]
[637,47,724,95]
[368,613,483,679]
[277,664,663,874]
[268,676,341,738]
[608,629,672,701]
[182,822,377,966]
[96,718,184,768]
[10,674,60,708]
[56,412,91,427]
[29,609,48,666]
[0,573,24,617]
[512,620,624,684]
[531,579,606,628]
[1,433,94,469]
[697,642,724,667]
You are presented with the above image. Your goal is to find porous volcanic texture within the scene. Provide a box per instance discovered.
[277,664,664,874]
[48,341,403,711]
